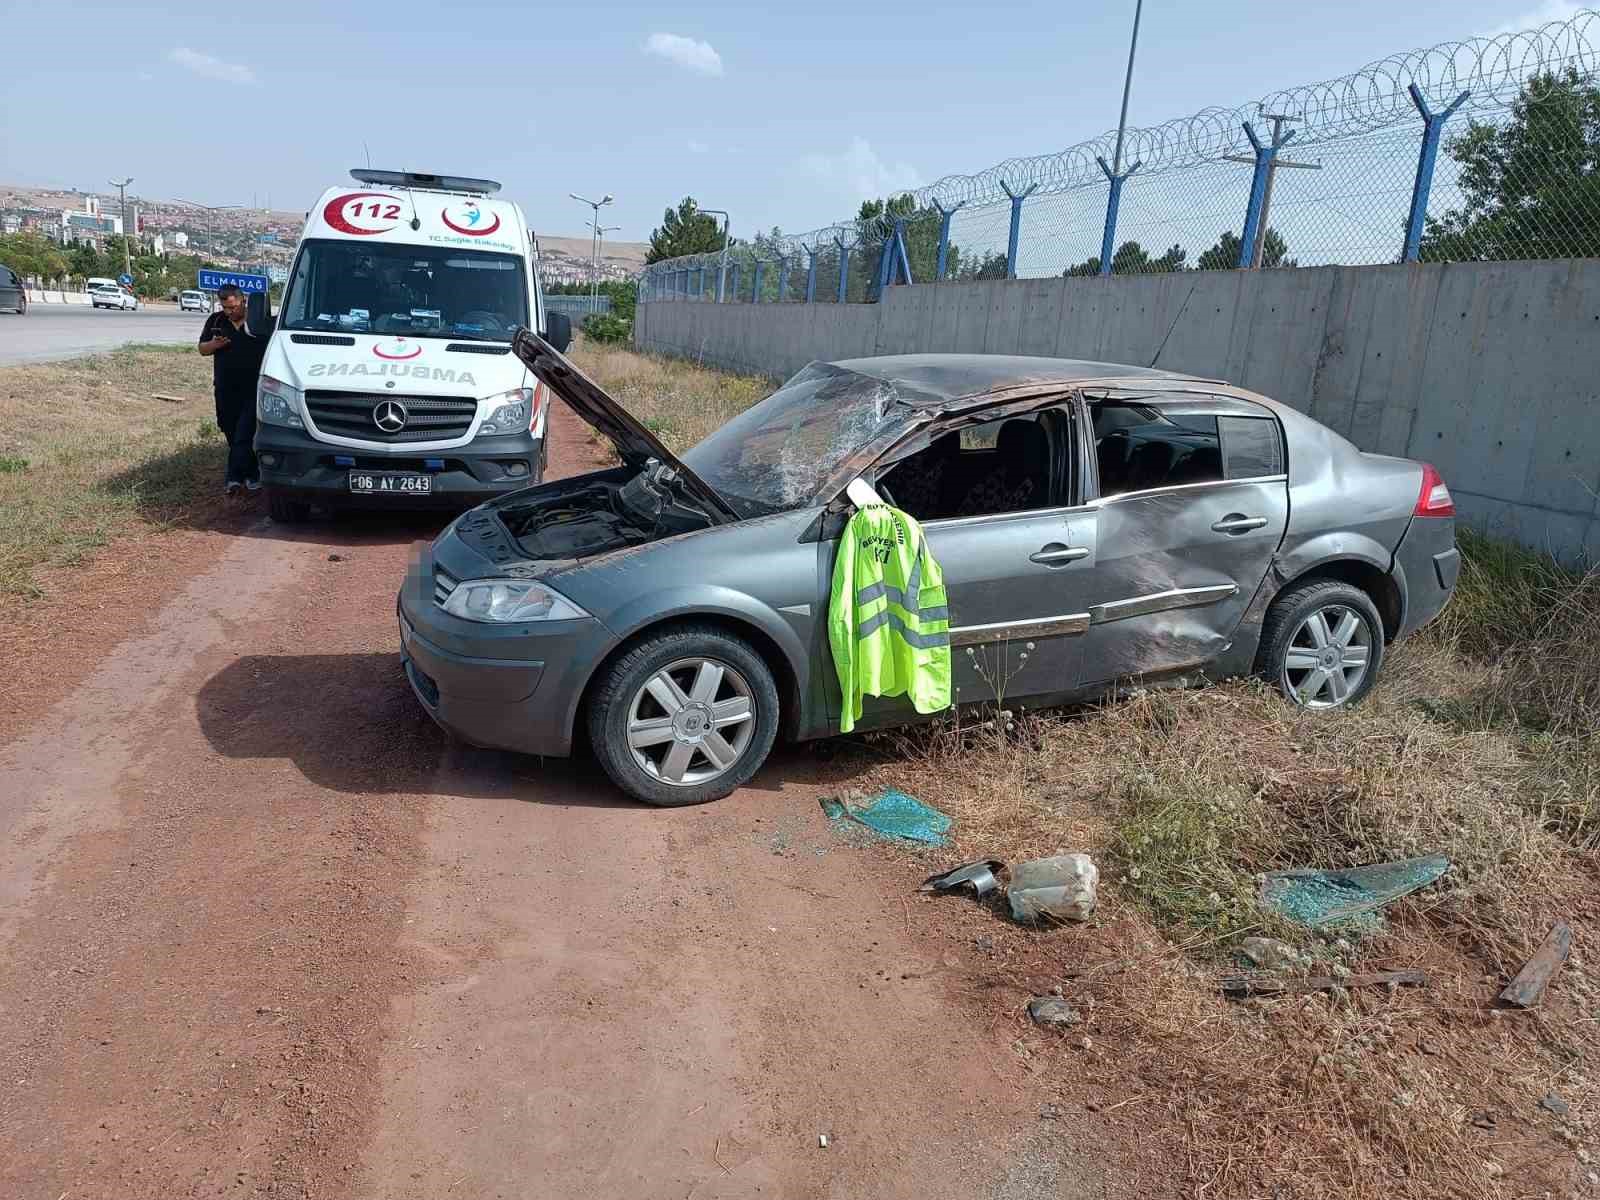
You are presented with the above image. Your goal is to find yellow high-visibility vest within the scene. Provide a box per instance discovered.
[828,505,952,733]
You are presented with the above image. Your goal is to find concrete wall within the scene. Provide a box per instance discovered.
[635,260,1600,561]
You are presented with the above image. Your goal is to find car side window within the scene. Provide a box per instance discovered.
[0,267,14,286]
[1219,415,1285,478]
[879,410,1067,522]
[1091,401,1223,496]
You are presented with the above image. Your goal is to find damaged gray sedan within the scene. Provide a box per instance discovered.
[398,333,1459,805]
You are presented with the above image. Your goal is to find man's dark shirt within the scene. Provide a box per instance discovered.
[199,311,271,390]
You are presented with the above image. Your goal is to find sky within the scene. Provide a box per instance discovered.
[0,0,1584,246]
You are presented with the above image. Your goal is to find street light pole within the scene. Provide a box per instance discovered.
[1110,0,1143,177]
[109,176,134,282]
[588,221,622,301]
[570,191,613,311]
[698,208,730,302]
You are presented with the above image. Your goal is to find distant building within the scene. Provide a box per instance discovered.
[1,214,19,235]
[59,196,121,246]
[171,230,190,250]
[149,233,166,256]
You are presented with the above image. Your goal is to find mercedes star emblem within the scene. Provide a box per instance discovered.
[373,400,408,433]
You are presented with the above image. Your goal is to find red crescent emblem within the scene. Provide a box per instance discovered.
[441,208,502,236]
[373,340,423,360]
[323,192,400,236]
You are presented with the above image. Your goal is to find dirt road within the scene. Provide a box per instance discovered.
[0,408,1104,1200]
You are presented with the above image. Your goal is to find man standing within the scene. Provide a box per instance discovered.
[198,284,273,494]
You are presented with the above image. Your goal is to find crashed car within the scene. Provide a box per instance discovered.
[398,332,1459,806]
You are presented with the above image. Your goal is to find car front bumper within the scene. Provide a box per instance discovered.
[256,422,544,510]
[396,556,616,757]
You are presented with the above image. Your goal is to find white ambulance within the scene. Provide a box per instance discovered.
[255,169,572,522]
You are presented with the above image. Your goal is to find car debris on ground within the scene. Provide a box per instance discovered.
[1220,968,1428,998]
[1007,853,1098,924]
[819,789,952,845]
[1260,854,1449,927]
[1499,920,1572,1009]
[920,859,1005,897]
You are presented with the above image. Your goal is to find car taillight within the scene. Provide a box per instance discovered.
[1415,463,1455,517]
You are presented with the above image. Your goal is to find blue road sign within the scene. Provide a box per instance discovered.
[198,269,269,294]
[118,272,133,286]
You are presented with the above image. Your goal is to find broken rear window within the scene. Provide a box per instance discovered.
[679,363,922,517]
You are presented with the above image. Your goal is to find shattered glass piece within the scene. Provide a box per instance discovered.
[1261,854,1449,928]
[821,789,952,845]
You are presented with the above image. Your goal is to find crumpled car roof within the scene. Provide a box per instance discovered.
[828,354,1208,404]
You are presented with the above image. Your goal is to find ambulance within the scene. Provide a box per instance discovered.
[255,169,572,522]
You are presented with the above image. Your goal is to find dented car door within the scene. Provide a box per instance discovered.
[1076,392,1289,688]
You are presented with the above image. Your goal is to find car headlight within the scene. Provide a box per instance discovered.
[258,375,304,428]
[476,386,536,437]
[441,578,589,623]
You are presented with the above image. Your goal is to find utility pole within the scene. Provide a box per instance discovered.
[1223,113,1321,268]
[1110,0,1143,177]
[569,191,613,310]
[109,176,134,282]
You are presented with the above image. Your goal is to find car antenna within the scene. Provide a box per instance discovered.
[401,165,421,230]
[1148,281,1197,369]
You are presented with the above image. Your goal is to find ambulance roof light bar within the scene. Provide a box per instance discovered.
[350,169,502,196]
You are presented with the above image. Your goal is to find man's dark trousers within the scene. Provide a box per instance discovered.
[215,381,258,484]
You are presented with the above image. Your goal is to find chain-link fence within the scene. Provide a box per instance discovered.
[641,9,1600,302]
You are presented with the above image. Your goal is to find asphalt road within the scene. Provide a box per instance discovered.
[0,304,205,366]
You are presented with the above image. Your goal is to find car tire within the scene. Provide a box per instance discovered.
[267,492,311,523]
[1256,579,1385,711]
[587,625,780,807]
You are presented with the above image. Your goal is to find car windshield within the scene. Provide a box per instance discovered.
[679,362,922,517]
[278,238,528,341]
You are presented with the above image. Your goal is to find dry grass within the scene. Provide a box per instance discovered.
[569,337,771,455]
[0,344,220,606]
[566,344,1599,1197]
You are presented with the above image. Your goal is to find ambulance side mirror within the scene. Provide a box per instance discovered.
[543,311,573,353]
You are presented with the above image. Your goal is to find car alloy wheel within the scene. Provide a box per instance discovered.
[1280,603,1372,708]
[625,656,756,786]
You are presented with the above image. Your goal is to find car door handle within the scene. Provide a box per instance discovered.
[1030,544,1090,566]
[1211,514,1268,535]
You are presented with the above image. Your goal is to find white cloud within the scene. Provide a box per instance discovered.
[167,46,258,85]
[136,71,154,82]
[1489,0,1583,35]
[796,138,921,210]
[643,33,723,77]
[687,139,710,154]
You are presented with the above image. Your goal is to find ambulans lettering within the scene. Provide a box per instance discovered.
[305,363,477,385]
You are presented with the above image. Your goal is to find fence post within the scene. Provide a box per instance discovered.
[892,219,913,286]
[777,254,792,302]
[1001,181,1038,279]
[1237,122,1279,269]
[752,258,765,304]
[729,262,742,302]
[690,267,701,299]
[874,225,894,299]
[933,201,964,281]
[1403,84,1471,263]
[1095,156,1142,276]
[805,248,819,302]
[835,235,851,303]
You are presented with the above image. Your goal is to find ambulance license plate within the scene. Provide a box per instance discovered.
[349,472,432,495]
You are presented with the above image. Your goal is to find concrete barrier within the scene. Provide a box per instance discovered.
[635,260,1600,562]
[26,289,91,305]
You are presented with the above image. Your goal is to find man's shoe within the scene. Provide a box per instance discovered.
[244,479,262,492]
[225,481,242,496]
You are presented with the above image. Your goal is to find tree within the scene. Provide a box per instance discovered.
[0,231,68,284]
[1420,68,1600,262]
[69,244,101,285]
[1196,227,1294,271]
[646,197,727,264]
[1064,240,1187,277]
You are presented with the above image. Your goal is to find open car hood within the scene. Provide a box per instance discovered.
[511,329,739,523]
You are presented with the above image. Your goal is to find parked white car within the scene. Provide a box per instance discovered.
[90,284,139,311]
[179,289,208,312]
